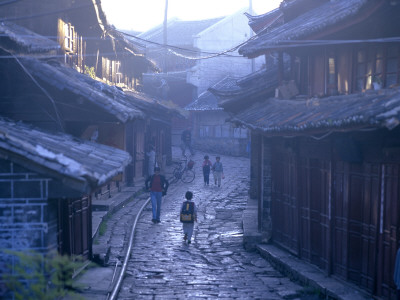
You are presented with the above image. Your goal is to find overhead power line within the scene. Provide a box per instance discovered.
[116,29,243,59]
[1,34,400,61]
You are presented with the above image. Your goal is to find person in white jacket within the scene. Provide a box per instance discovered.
[146,145,156,176]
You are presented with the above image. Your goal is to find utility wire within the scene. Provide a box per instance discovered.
[1,2,400,59]
[2,29,400,61]
[10,52,65,131]
[1,36,400,61]
[117,29,243,58]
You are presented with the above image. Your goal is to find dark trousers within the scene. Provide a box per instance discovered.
[203,171,210,184]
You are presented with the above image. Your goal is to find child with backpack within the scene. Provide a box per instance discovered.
[180,191,197,244]
[202,155,212,185]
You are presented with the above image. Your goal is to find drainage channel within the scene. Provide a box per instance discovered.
[107,197,150,300]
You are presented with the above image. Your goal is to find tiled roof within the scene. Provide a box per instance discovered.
[244,8,283,34]
[138,17,224,46]
[124,89,186,120]
[0,21,60,53]
[0,118,131,192]
[185,91,222,111]
[230,88,400,135]
[186,76,238,111]
[239,0,368,57]
[19,57,145,123]
[209,67,278,110]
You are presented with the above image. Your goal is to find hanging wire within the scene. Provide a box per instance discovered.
[1,3,400,61]
[10,52,65,131]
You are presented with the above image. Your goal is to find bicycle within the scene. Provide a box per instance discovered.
[172,156,195,183]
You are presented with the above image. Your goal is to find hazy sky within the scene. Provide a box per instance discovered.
[101,0,281,32]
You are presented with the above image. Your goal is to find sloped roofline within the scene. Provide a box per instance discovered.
[194,8,247,38]
[0,118,131,193]
[230,87,400,135]
[239,0,373,58]
[0,21,60,53]
[18,57,144,123]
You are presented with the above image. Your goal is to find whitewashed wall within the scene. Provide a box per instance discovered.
[187,8,264,95]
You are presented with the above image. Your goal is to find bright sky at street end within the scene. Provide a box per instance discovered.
[101,0,281,32]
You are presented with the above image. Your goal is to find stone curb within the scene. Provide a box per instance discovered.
[255,244,372,300]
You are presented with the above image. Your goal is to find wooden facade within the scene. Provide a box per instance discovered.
[58,196,92,258]
[222,0,400,298]
[253,129,400,298]
[0,0,152,89]
[0,119,131,298]
[0,21,174,289]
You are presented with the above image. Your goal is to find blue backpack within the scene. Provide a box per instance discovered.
[180,201,195,223]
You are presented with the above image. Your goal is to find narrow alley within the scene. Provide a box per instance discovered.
[113,149,315,299]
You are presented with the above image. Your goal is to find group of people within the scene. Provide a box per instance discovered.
[145,170,196,244]
[143,127,225,244]
[201,155,224,187]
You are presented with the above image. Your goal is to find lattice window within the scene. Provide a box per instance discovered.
[64,23,75,52]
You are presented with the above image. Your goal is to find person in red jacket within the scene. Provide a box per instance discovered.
[145,166,169,223]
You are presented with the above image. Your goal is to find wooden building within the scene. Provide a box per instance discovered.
[0,118,131,297]
[0,22,179,190]
[186,77,250,156]
[0,0,154,89]
[212,0,400,298]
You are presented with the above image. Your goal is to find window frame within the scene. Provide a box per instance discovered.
[354,44,400,91]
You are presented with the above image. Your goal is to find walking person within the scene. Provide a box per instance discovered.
[146,145,156,176]
[212,156,224,187]
[145,166,169,223]
[180,191,197,244]
[180,127,194,156]
[202,155,212,185]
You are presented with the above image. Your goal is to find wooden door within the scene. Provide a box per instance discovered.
[308,159,330,271]
[376,164,399,299]
[271,147,299,255]
[332,161,349,278]
[59,196,91,259]
[332,162,381,293]
[298,157,311,261]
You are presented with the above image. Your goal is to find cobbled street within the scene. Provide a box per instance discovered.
[115,149,314,300]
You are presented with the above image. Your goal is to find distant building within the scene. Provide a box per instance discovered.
[186,77,249,157]
[139,9,264,149]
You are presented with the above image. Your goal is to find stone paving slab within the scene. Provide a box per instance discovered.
[72,147,375,300]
